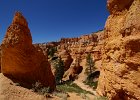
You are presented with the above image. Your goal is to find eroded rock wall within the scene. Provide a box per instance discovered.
[35,30,104,81]
[97,0,140,99]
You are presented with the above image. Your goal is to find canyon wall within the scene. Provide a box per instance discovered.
[36,30,104,81]
[1,12,55,90]
[97,0,140,99]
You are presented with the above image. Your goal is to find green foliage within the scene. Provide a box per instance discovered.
[32,81,51,96]
[54,57,65,85]
[84,80,98,89]
[48,46,57,57]
[85,53,95,75]
[56,81,93,95]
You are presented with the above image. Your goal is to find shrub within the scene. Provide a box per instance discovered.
[32,81,51,96]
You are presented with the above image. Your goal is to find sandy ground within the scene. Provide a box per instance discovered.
[0,73,96,100]
[0,73,47,100]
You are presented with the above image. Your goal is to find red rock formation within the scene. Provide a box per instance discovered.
[97,0,140,99]
[1,12,55,90]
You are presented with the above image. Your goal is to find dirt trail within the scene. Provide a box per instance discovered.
[74,58,97,96]
[74,80,97,95]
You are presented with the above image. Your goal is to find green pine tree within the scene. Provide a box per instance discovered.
[85,53,95,75]
[48,47,57,57]
[54,57,64,85]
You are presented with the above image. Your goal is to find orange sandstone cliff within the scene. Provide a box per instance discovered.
[97,0,140,99]
[1,12,55,90]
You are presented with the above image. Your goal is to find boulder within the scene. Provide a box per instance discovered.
[1,12,55,90]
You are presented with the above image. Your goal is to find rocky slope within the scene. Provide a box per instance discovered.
[97,0,140,99]
[1,12,55,90]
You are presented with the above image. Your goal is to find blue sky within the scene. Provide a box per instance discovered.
[0,0,109,43]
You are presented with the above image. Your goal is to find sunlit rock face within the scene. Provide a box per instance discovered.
[97,0,140,99]
[57,49,73,71]
[1,12,55,90]
[63,58,83,81]
[107,0,134,14]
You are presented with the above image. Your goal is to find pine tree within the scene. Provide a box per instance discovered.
[54,57,64,85]
[86,53,95,75]
[48,47,57,57]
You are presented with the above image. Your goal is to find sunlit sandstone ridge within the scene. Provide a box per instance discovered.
[1,12,55,90]
[97,0,140,99]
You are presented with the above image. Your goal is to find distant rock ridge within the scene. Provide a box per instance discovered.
[36,30,104,61]
[1,12,55,90]
[59,32,99,44]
